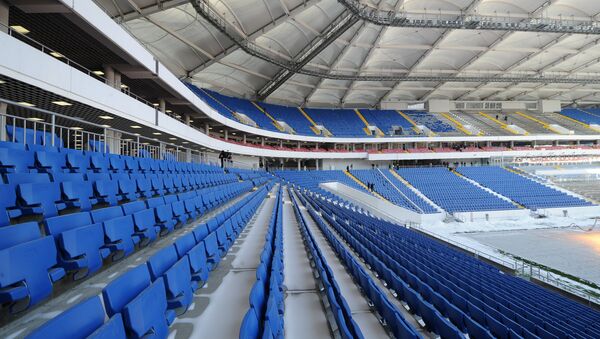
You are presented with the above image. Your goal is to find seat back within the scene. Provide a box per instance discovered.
[147,245,178,281]
[102,264,151,317]
[26,296,106,339]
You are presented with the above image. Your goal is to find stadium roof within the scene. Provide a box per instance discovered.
[95,0,600,107]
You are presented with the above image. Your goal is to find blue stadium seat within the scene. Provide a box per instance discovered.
[121,277,175,338]
[102,264,151,317]
[102,215,140,259]
[0,184,21,226]
[25,296,126,339]
[0,222,65,312]
[44,212,110,279]
[131,208,162,239]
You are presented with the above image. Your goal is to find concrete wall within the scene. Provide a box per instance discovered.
[320,182,444,225]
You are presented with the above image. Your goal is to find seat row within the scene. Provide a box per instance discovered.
[25,184,272,338]
[290,189,364,339]
[308,192,600,339]
[0,140,224,175]
[0,170,239,226]
[301,191,426,339]
[240,186,284,339]
[0,180,254,313]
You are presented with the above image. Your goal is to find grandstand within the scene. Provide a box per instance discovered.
[3,0,600,338]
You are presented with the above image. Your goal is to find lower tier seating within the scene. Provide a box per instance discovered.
[351,169,438,213]
[290,189,365,338]
[240,187,284,338]
[396,167,518,213]
[456,166,593,210]
[304,190,600,339]
[25,184,273,338]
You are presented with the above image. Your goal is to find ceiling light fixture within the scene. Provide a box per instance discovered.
[182,141,189,144]
[92,70,104,76]
[0,80,5,84]
[169,137,177,140]
[120,84,128,89]
[130,125,142,129]
[152,132,162,135]
[10,25,30,34]
[18,102,35,107]
[49,51,64,58]
[100,124,111,128]
[51,101,72,106]
[98,115,114,120]
[27,117,44,122]
[71,127,83,130]
[165,110,172,113]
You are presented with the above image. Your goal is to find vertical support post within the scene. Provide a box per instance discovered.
[224,130,228,140]
[243,134,247,144]
[103,127,108,153]
[0,0,9,34]
[159,99,166,114]
[50,114,56,147]
[103,66,115,87]
[0,102,7,142]
[184,114,191,125]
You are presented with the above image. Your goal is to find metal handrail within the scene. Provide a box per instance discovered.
[1,23,158,109]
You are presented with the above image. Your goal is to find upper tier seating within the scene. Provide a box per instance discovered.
[304,192,600,339]
[396,167,517,213]
[188,84,456,137]
[207,90,280,132]
[561,108,600,125]
[403,111,454,132]
[456,166,593,210]
[0,137,271,314]
[303,108,366,137]
[258,103,315,135]
[359,109,417,136]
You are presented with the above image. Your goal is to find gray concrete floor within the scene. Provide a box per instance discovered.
[168,188,277,339]
[282,189,331,339]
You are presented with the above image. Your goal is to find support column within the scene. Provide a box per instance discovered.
[159,99,166,114]
[261,137,265,146]
[114,72,122,89]
[184,114,191,125]
[159,142,166,160]
[103,65,115,87]
[243,134,247,144]
[0,0,8,34]
[352,144,356,151]
[0,102,6,141]
[315,142,319,150]
[510,140,514,148]
[297,160,301,170]
[280,140,283,148]
[297,141,301,149]
[224,130,228,141]
[205,123,210,134]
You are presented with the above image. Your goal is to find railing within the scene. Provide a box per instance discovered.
[0,23,161,110]
[0,98,214,163]
[411,223,600,306]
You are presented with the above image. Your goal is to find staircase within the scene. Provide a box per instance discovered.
[389,169,444,213]
[251,102,287,132]
[343,170,388,201]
